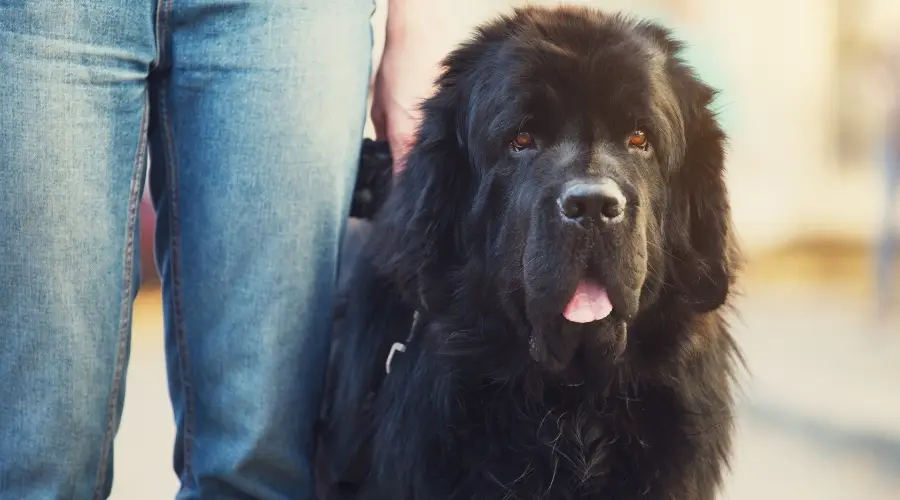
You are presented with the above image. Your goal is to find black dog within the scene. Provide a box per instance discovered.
[321,6,741,499]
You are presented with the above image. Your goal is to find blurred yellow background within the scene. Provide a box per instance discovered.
[120,0,900,498]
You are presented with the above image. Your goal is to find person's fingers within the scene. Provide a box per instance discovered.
[370,69,389,141]
[390,135,409,176]
[389,123,418,176]
[370,101,388,142]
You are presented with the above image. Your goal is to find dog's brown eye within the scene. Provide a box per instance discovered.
[512,131,535,150]
[628,130,648,150]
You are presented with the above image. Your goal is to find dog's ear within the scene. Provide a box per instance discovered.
[368,79,474,313]
[666,67,738,313]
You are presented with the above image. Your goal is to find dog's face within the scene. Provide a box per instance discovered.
[373,7,735,378]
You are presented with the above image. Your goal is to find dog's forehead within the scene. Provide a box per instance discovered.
[509,10,666,68]
[502,19,669,123]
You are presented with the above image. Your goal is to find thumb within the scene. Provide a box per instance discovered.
[390,129,416,177]
[370,99,388,142]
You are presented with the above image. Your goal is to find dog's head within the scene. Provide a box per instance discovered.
[371,7,736,378]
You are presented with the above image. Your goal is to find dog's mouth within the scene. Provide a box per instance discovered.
[527,268,631,377]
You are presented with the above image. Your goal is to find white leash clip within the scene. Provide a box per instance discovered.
[384,311,420,375]
[385,342,407,375]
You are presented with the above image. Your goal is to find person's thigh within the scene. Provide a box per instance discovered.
[149,0,374,497]
[0,1,155,498]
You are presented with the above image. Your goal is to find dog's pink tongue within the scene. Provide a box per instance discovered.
[563,280,613,323]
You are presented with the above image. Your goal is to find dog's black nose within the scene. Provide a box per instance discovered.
[558,179,626,225]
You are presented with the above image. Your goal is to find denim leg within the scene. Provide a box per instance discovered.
[0,1,155,498]
[148,0,374,497]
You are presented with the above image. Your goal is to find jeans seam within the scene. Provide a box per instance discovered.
[158,84,198,491]
[153,0,198,487]
[91,93,150,500]
[151,0,169,70]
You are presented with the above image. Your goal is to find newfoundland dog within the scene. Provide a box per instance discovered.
[319,6,741,500]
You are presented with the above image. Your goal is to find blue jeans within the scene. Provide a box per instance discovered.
[0,0,374,498]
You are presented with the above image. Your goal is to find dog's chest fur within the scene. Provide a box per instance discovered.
[458,383,694,498]
[370,354,717,500]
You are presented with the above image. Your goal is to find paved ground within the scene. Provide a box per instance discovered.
[110,279,900,499]
[723,283,900,499]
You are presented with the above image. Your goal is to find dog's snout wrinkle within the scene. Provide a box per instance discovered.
[558,178,626,226]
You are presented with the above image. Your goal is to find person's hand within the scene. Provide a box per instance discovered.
[370,42,435,175]
[370,1,458,175]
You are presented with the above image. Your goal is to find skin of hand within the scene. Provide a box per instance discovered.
[370,0,461,176]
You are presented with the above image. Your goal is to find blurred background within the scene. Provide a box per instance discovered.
[122,0,900,498]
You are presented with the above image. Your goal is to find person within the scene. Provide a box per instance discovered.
[876,43,900,317]
[0,0,451,498]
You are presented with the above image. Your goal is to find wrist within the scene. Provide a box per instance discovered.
[384,0,451,48]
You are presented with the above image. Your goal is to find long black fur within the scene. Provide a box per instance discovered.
[320,6,742,499]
